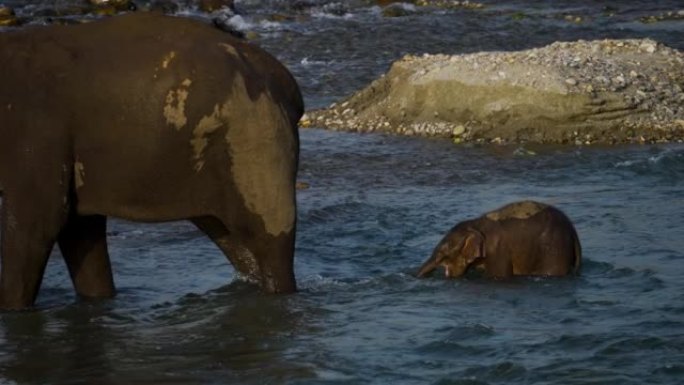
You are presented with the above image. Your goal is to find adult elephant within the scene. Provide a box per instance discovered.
[0,12,303,309]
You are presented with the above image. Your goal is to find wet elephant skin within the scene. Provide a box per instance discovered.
[417,201,581,279]
[0,12,304,309]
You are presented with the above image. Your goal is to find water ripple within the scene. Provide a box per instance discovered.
[2,2,684,384]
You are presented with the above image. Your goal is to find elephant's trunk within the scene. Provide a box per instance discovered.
[417,255,440,278]
[417,238,451,278]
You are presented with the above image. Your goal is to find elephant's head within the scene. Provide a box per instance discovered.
[417,227,484,278]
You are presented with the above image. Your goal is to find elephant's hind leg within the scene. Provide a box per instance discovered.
[192,216,261,282]
[192,216,296,293]
[58,214,115,299]
[0,191,68,309]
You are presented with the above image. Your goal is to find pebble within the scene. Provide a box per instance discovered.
[87,0,132,10]
[0,6,13,17]
[640,42,657,53]
[0,6,17,26]
[199,0,235,13]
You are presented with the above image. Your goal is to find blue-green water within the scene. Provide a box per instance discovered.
[1,1,684,384]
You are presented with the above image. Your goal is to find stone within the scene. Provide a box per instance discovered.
[639,41,657,53]
[299,114,312,128]
[199,0,235,13]
[0,5,18,26]
[87,0,134,11]
[0,6,13,17]
[148,1,180,14]
[382,4,413,18]
[0,17,17,27]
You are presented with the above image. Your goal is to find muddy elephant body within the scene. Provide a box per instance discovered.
[0,13,303,309]
[418,201,581,279]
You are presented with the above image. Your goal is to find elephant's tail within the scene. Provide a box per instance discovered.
[572,231,582,275]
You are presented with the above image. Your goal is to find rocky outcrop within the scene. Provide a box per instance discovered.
[304,39,684,144]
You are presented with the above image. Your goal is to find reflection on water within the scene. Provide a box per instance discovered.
[1,304,117,384]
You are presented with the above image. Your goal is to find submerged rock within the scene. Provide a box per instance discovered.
[382,4,415,18]
[306,39,684,144]
[145,1,180,14]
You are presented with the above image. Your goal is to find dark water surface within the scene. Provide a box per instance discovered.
[1,1,684,384]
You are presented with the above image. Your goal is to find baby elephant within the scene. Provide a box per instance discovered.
[417,201,581,279]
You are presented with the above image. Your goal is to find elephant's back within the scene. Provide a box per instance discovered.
[482,202,581,275]
[55,12,302,156]
[484,200,549,221]
[2,12,301,130]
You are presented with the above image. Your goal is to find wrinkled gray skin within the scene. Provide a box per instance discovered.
[418,201,581,279]
[0,13,303,309]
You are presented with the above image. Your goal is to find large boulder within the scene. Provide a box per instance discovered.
[305,39,684,144]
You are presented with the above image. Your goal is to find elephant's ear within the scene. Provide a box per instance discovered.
[462,229,484,265]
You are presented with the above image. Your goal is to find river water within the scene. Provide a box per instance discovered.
[1,1,684,384]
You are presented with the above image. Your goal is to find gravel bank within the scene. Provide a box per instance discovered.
[304,38,684,144]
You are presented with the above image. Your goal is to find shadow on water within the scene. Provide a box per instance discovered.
[133,282,320,383]
[0,303,119,385]
[0,281,324,384]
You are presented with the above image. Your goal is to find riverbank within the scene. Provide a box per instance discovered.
[303,38,684,145]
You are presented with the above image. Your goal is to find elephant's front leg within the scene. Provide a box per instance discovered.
[58,214,115,299]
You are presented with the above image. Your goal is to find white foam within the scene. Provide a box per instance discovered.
[226,14,254,31]
[301,57,328,66]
